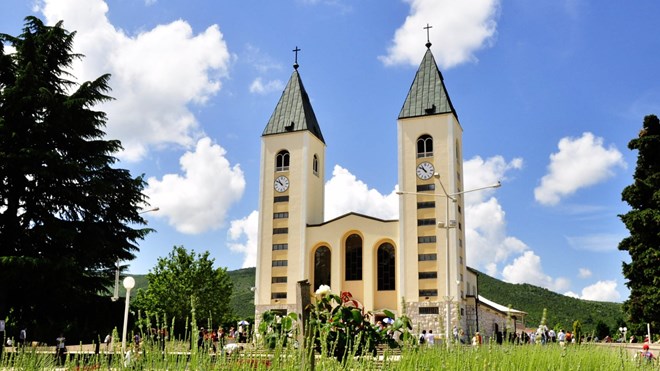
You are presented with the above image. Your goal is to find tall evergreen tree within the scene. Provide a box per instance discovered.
[618,114,660,334]
[0,17,151,337]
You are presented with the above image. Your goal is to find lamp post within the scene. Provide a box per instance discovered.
[112,207,159,301]
[619,326,627,343]
[121,276,136,355]
[397,175,501,344]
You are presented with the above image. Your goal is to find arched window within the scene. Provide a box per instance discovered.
[377,243,395,291]
[345,234,362,281]
[314,246,331,291]
[313,154,319,175]
[417,135,433,158]
[276,150,290,172]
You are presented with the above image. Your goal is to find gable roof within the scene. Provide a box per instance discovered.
[398,47,457,119]
[479,295,527,316]
[307,211,398,227]
[262,68,325,143]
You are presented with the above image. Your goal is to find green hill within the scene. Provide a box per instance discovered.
[129,267,624,334]
[476,270,624,333]
[227,267,256,320]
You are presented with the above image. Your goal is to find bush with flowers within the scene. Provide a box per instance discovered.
[308,285,413,363]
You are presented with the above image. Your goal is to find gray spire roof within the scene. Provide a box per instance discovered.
[262,69,325,143]
[398,47,457,119]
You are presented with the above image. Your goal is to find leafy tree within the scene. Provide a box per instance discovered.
[132,246,234,335]
[595,320,610,340]
[0,17,150,339]
[618,114,660,335]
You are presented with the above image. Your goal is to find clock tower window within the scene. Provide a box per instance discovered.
[417,134,433,158]
[276,150,290,172]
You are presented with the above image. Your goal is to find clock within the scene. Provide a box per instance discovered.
[416,162,435,180]
[274,175,289,192]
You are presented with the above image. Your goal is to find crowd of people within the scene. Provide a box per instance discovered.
[196,324,250,355]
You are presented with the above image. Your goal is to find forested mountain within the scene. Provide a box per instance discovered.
[134,267,625,335]
[476,270,624,334]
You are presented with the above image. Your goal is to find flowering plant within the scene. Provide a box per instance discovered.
[308,287,412,363]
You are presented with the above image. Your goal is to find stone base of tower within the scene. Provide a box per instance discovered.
[404,300,470,343]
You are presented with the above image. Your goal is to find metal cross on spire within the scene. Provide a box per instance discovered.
[293,46,301,69]
[424,23,432,48]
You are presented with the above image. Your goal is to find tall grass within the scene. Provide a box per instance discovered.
[1,341,656,370]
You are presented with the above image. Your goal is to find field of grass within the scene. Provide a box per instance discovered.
[1,341,656,370]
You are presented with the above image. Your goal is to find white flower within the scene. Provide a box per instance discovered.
[315,285,331,296]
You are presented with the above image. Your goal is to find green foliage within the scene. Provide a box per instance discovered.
[476,269,624,334]
[308,288,412,363]
[595,320,611,340]
[228,268,256,321]
[618,114,660,335]
[132,246,234,336]
[573,320,582,344]
[0,16,151,339]
[258,310,298,349]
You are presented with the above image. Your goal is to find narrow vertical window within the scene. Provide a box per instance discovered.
[377,243,395,291]
[276,150,290,171]
[417,135,433,158]
[313,154,319,175]
[345,234,362,280]
[314,246,331,291]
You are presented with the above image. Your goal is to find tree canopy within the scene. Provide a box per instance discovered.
[618,114,660,334]
[0,16,151,339]
[132,246,234,333]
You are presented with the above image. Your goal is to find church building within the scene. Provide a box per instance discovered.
[254,40,525,342]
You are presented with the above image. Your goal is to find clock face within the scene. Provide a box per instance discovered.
[416,162,435,180]
[274,175,289,192]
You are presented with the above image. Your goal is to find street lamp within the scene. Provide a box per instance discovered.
[112,207,159,301]
[121,276,136,355]
[619,326,627,343]
[397,174,501,344]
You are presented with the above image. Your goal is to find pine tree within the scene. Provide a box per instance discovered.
[0,17,151,336]
[618,114,660,334]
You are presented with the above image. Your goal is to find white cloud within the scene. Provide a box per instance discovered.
[145,137,245,234]
[463,155,522,204]
[580,280,621,302]
[244,44,283,74]
[565,233,622,252]
[38,0,231,161]
[578,268,592,278]
[534,132,626,206]
[565,280,621,302]
[227,211,259,268]
[379,0,500,69]
[324,165,399,220]
[249,78,285,95]
[463,156,526,275]
[502,251,571,292]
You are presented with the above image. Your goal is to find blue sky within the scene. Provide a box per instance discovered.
[3,0,659,302]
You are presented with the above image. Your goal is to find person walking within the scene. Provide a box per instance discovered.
[55,333,67,366]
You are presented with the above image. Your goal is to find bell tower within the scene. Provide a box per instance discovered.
[397,36,467,330]
[254,48,326,317]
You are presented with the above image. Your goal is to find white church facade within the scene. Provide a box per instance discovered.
[253,40,525,342]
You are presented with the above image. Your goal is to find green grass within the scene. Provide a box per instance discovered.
[1,341,656,370]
